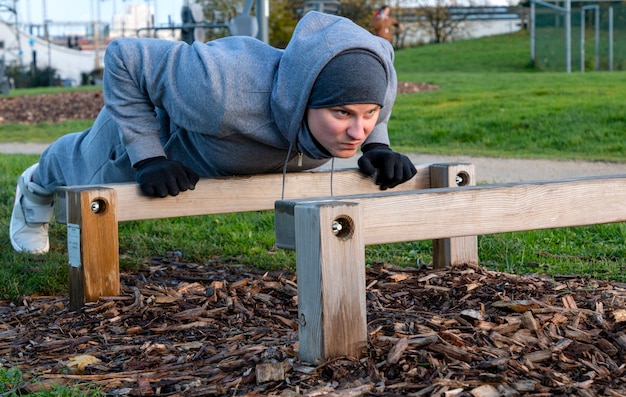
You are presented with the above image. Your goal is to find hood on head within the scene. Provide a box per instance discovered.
[271,11,397,147]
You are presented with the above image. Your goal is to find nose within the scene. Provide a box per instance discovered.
[347,118,367,141]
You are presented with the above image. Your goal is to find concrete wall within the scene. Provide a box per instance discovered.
[400,18,522,46]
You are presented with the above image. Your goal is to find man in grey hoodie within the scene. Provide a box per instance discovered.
[10,11,417,254]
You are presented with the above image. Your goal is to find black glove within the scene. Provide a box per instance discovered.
[135,157,199,198]
[358,143,417,190]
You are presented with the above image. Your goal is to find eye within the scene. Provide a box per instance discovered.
[365,108,380,118]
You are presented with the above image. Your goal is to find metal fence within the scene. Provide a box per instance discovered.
[531,0,626,72]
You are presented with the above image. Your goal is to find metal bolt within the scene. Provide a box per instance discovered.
[332,216,354,239]
[91,199,106,214]
[456,172,470,186]
[332,221,343,235]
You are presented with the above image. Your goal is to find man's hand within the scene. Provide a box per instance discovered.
[358,144,417,190]
[135,157,199,197]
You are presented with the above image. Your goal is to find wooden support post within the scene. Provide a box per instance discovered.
[294,201,367,363]
[65,187,120,311]
[430,163,479,268]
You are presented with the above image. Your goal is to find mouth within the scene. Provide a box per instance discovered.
[341,142,362,150]
[333,144,361,158]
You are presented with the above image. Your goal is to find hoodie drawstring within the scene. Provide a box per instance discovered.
[281,142,335,200]
[329,157,334,197]
[281,142,294,200]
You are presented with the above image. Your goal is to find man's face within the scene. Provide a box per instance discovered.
[306,104,381,158]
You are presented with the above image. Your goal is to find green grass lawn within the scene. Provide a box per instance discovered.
[390,31,626,161]
[391,72,626,162]
[1,30,626,301]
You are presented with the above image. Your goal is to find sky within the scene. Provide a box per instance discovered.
[15,0,187,27]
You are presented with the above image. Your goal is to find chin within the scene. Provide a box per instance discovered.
[333,150,358,159]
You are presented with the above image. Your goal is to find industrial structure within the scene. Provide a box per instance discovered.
[0,0,266,88]
[530,0,625,72]
[0,0,524,90]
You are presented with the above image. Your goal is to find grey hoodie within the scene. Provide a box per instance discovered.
[102,11,397,177]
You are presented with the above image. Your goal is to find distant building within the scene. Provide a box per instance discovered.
[0,20,97,85]
[110,3,176,40]
[0,2,179,85]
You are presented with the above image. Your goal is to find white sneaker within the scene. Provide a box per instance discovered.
[9,164,54,254]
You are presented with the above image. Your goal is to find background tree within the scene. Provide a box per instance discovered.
[339,0,375,30]
[189,0,379,46]
[268,0,302,48]
[193,0,244,41]
[408,0,473,43]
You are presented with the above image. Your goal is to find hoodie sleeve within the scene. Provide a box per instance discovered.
[103,38,227,166]
[103,37,280,167]
[103,38,175,166]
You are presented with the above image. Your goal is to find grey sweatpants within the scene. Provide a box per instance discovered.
[34,108,136,193]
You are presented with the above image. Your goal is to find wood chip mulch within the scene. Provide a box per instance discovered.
[1,255,626,396]
[397,81,439,94]
[0,91,104,124]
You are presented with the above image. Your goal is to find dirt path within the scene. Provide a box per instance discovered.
[326,153,626,184]
[0,142,50,155]
[3,142,625,184]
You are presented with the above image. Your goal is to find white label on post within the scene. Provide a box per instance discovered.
[67,223,81,268]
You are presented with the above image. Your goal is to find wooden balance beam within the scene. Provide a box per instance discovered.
[54,162,477,311]
[274,173,626,362]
